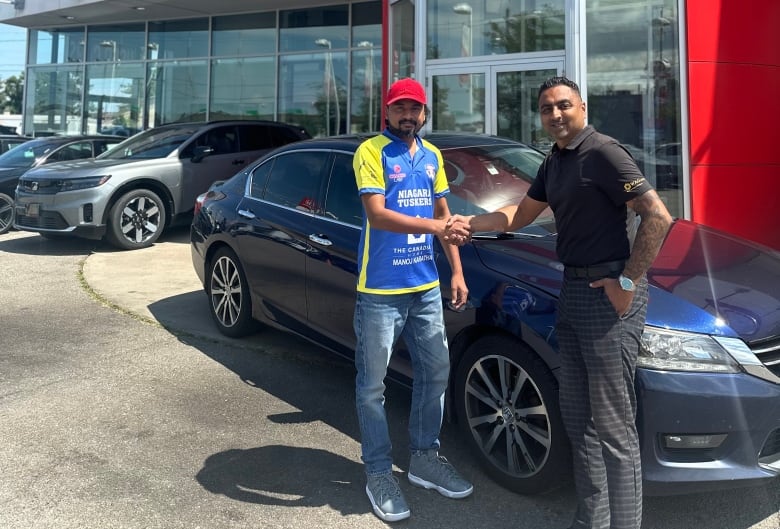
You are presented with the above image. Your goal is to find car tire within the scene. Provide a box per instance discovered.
[106,188,166,250]
[0,192,14,235]
[453,334,571,494]
[206,246,258,338]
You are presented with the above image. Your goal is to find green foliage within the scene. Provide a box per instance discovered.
[0,73,24,113]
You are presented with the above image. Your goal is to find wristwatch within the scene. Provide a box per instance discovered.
[618,274,636,292]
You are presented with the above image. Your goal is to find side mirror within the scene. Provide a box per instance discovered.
[192,145,214,163]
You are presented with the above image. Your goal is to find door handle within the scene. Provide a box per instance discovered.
[308,234,332,246]
[238,209,256,219]
[232,159,245,165]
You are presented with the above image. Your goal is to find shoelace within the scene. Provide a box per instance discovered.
[373,475,403,501]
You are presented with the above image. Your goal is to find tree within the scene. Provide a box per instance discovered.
[0,73,24,113]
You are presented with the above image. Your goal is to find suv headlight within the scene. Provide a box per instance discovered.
[56,175,111,192]
[638,327,742,373]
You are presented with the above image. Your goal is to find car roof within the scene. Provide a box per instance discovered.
[18,135,125,146]
[155,119,308,130]
[269,132,533,153]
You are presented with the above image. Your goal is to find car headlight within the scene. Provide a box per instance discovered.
[638,327,742,373]
[56,175,111,192]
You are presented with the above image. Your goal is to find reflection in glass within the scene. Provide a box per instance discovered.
[148,19,208,60]
[24,66,83,135]
[86,24,146,62]
[29,28,85,65]
[431,74,484,133]
[212,12,276,56]
[427,0,564,59]
[351,43,382,132]
[279,52,346,137]
[586,1,683,217]
[210,57,276,121]
[279,6,349,52]
[85,62,145,135]
[146,60,208,126]
[496,69,557,150]
[390,0,416,80]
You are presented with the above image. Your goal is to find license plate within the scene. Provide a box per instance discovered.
[25,203,40,217]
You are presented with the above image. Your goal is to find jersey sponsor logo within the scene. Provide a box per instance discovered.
[425,163,436,180]
[389,163,406,182]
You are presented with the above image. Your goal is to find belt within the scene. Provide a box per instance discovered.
[563,259,625,280]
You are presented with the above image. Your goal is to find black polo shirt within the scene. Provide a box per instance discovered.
[527,126,653,267]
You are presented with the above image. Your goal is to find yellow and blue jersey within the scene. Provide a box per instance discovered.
[353,131,450,294]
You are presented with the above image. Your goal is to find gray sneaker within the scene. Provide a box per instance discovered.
[408,450,474,499]
[365,473,411,522]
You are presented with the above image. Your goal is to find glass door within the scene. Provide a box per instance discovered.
[427,60,562,149]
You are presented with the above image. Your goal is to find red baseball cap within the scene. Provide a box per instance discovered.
[386,78,427,106]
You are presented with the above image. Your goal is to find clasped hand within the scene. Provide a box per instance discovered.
[443,215,473,245]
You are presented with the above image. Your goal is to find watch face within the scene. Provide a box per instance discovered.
[619,275,635,291]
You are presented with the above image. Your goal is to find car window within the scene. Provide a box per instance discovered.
[46,142,94,163]
[323,153,362,225]
[249,159,273,199]
[262,151,329,211]
[95,140,122,155]
[187,125,239,155]
[238,125,272,151]
[100,125,199,160]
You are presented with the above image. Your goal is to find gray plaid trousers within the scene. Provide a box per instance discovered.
[556,276,648,529]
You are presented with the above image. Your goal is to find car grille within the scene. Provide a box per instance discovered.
[15,211,69,230]
[749,336,780,379]
[758,428,780,470]
[18,179,59,195]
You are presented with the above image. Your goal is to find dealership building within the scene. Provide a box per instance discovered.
[1,0,777,249]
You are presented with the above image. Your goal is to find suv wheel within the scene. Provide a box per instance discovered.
[106,189,166,250]
[0,192,14,235]
[454,335,571,494]
[207,247,258,337]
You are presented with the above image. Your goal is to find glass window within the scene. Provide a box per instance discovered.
[586,1,683,217]
[390,0,415,80]
[148,19,208,60]
[85,62,145,135]
[279,6,349,52]
[352,1,382,45]
[146,60,208,127]
[279,52,347,137]
[86,24,146,62]
[47,141,95,162]
[24,66,83,135]
[427,0,564,60]
[351,44,381,133]
[212,12,277,56]
[324,153,362,225]
[263,151,329,210]
[210,57,276,121]
[249,158,273,199]
[28,28,85,65]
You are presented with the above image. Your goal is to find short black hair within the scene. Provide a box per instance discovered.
[538,76,581,100]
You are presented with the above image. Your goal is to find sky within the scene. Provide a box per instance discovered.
[0,23,26,80]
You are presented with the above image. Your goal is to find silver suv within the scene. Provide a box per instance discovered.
[14,120,310,250]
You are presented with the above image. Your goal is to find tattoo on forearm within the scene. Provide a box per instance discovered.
[625,192,672,279]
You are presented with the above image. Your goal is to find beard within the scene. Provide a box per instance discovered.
[385,118,421,139]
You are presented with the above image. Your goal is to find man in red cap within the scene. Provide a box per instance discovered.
[351,78,473,522]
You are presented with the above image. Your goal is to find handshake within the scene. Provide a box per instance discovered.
[442,215,475,246]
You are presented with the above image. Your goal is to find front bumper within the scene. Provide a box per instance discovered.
[638,368,780,495]
[14,186,110,239]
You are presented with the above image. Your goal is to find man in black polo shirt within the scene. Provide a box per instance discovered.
[446,76,672,529]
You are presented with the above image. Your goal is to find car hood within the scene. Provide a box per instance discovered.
[473,219,780,344]
[0,165,28,182]
[20,158,167,180]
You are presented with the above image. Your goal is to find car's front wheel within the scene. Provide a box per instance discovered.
[454,334,571,494]
[0,192,14,235]
[206,246,258,337]
[106,188,166,250]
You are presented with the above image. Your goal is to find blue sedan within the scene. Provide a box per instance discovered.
[190,133,780,496]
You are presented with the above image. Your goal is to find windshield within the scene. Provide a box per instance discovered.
[441,143,554,226]
[0,139,60,169]
[99,125,199,160]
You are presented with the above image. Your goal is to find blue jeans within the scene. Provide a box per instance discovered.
[354,287,450,476]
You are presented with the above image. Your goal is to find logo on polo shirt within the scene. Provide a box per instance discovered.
[389,163,406,182]
[425,163,435,180]
[624,177,645,192]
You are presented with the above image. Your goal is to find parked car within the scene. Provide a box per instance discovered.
[14,120,310,250]
[0,134,31,154]
[0,135,122,235]
[190,133,780,497]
